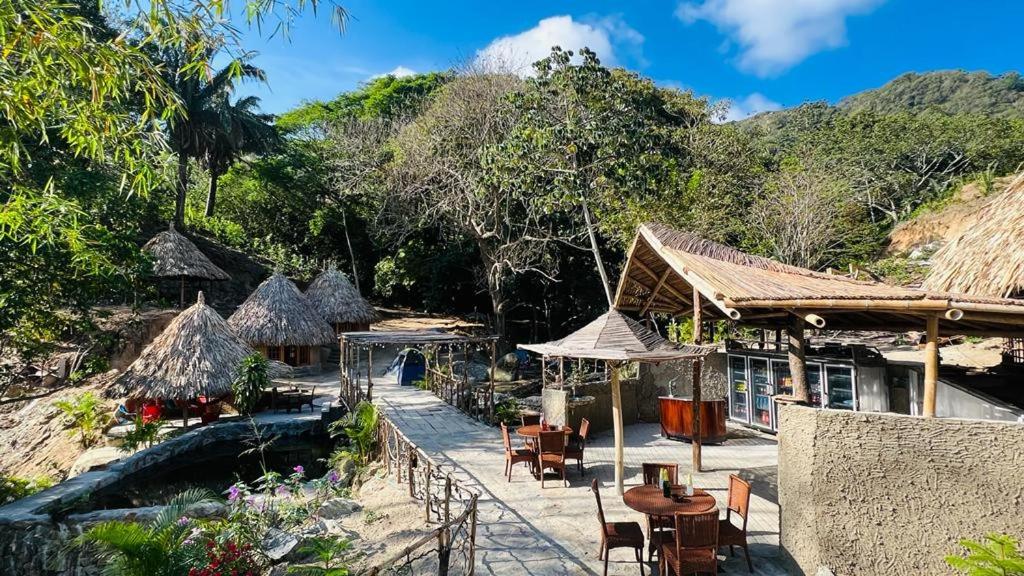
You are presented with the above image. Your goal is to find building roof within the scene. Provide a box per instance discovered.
[111,292,282,399]
[339,330,498,347]
[304,266,380,326]
[518,309,715,363]
[614,223,1024,337]
[228,272,335,347]
[142,223,230,280]
[924,173,1024,299]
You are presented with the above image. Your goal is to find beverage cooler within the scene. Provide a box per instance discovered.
[727,347,871,434]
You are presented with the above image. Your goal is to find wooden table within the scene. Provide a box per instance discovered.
[622,484,717,517]
[516,424,573,438]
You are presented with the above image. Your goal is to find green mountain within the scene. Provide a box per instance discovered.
[839,71,1024,117]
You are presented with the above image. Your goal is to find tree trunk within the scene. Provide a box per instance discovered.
[342,209,360,293]
[580,194,613,307]
[204,169,218,218]
[175,153,188,228]
[787,314,809,403]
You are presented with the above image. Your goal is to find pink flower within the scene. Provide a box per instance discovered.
[292,465,304,475]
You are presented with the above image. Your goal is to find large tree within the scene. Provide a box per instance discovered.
[203,94,278,217]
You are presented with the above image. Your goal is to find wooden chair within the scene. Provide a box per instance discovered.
[660,511,718,576]
[537,430,568,488]
[521,413,541,426]
[641,463,679,561]
[591,479,645,576]
[501,423,534,482]
[719,474,753,572]
[565,418,590,474]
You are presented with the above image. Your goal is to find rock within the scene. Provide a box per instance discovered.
[263,528,299,561]
[815,567,836,576]
[336,457,357,488]
[68,446,123,476]
[269,564,290,576]
[317,497,361,519]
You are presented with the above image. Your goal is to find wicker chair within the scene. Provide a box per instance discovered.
[660,511,719,576]
[641,463,679,561]
[521,413,541,450]
[565,418,590,474]
[719,474,753,572]
[537,430,568,488]
[591,479,645,576]
[501,423,534,482]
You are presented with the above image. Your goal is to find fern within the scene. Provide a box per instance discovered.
[947,533,1024,576]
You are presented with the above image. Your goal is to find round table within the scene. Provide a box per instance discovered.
[622,484,717,517]
[516,424,573,438]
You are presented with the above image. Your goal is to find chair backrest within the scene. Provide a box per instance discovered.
[642,463,679,485]
[521,413,541,426]
[727,474,752,525]
[538,430,565,455]
[590,479,608,532]
[501,422,513,454]
[673,510,719,551]
[578,418,591,442]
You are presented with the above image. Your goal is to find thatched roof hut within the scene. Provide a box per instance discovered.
[305,265,379,332]
[228,272,335,350]
[142,223,230,281]
[923,174,1024,298]
[111,292,257,400]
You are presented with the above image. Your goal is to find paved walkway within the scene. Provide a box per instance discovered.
[370,374,788,575]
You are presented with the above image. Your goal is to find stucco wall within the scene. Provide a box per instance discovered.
[637,353,727,421]
[778,405,1024,575]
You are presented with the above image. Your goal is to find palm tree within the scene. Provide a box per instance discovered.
[203,94,278,217]
[163,48,267,227]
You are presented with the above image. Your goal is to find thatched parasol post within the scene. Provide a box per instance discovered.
[610,360,625,495]
[179,276,186,308]
[788,314,809,403]
[923,315,939,417]
[692,287,703,474]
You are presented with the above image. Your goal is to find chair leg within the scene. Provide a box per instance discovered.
[743,543,753,573]
[599,540,604,560]
[603,548,609,576]
[729,544,735,556]
[635,546,644,575]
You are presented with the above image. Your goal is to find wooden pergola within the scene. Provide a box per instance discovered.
[614,223,1024,454]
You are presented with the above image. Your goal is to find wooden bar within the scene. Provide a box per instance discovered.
[659,397,727,444]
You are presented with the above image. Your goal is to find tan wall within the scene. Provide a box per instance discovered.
[637,353,728,421]
[778,404,1024,575]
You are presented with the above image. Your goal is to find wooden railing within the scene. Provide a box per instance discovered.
[425,368,494,423]
[361,410,479,575]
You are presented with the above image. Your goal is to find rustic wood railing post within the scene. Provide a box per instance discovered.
[425,460,432,522]
[468,496,478,575]
[444,476,452,525]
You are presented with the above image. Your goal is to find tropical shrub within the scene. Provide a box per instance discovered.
[0,474,54,504]
[327,401,379,466]
[120,416,164,453]
[233,353,269,416]
[947,533,1024,575]
[287,536,353,576]
[54,392,105,447]
[188,540,260,576]
[493,398,520,426]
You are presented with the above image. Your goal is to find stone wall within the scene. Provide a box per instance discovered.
[778,405,1024,575]
[636,353,728,421]
[541,379,640,434]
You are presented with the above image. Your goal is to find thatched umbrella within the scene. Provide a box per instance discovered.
[228,272,335,366]
[143,223,230,307]
[519,309,715,495]
[924,173,1024,298]
[305,265,380,334]
[111,292,262,426]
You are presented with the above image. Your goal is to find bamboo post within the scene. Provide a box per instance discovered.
[558,357,564,387]
[788,314,809,403]
[541,356,547,387]
[444,476,452,524]
[924,315,939,417]
[468,496,478,576]
[447,347,454,406]
[692,287,703,474]
[610,361,625,495]
[367,346,374,403]
[425,460,432,522]
[461,343,469,413]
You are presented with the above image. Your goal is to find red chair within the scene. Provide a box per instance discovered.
[719,474,753,572]
[141,401,162,424]
[661,511,718,576]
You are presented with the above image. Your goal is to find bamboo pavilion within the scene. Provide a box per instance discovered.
[142,223,230,307]
[304,265,379,334]
[228,272,335,368]
[110,292,268,425]
[520,309,715,495]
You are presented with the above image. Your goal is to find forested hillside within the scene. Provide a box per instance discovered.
[840,71,1024,117]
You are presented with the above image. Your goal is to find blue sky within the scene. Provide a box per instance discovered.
[234,0,1024,118]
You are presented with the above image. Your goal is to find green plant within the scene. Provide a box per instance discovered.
[947,533,1024,575]
[74,488,216,576]
[412,378,430,391]
[287,536,353,576]
[0,474,54,504]
[328,401,379,466]
[120,417,164,453]
[233,354,269,416]
[493,398,520,426]
[54,392,105,447]
[363,510,385,525]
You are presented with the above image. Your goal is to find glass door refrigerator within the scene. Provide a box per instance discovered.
[824,364,857,410]
[770,359,791,432]
[750,357,774,430]
[808,364,825,408]
[727,355,750,423]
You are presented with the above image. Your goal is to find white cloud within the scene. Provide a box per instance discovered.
[721,93,782,122]
[475,15,644,76]
[677,0,885,76]
[372,66,417,79]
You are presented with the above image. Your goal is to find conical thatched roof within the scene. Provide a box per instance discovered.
[111,292,258,399]
[305,266,379,326]
[142,223,230,280]
[519,309,715,362]
[228,272,335,346]
[924,174,1024,298]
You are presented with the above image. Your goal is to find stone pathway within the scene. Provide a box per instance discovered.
[369,374,789,576]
